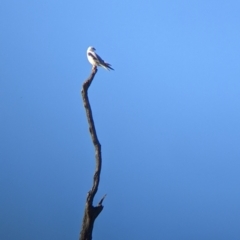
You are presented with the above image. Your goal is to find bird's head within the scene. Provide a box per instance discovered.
[88,46,96,52]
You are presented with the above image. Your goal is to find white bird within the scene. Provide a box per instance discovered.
[87,46,114,71]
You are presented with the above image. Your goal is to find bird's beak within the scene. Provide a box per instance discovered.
[93,47,96,51]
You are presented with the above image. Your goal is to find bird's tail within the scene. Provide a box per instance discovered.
[101,62,114,71]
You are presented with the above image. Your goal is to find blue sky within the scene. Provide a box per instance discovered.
[1,0,240,239]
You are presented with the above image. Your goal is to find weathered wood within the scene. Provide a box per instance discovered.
[79,66,106,240]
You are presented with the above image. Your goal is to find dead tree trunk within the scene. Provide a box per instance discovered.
[79,66,106,240]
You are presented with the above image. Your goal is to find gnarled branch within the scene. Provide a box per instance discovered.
[79,66,106,240]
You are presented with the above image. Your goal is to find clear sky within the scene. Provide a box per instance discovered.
[1,0,240,239]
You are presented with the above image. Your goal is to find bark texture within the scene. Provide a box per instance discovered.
[79,66,106,240]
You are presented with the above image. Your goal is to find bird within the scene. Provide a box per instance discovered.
[87,46,114,71]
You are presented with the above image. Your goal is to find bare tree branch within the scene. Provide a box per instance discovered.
[79,66,106,240]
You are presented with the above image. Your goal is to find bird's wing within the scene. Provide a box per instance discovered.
[95,53,114,70]
[88,51,99,64]
[88,50,114,70]
[95,53,105,64]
